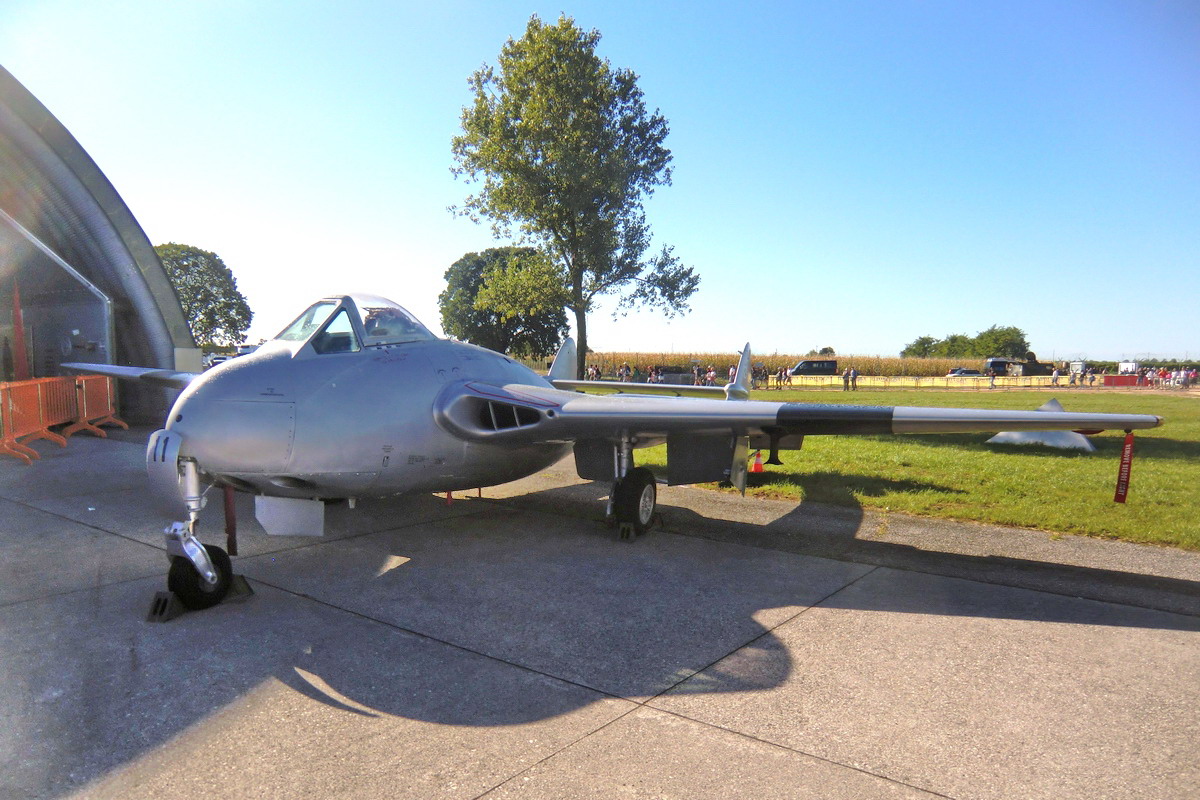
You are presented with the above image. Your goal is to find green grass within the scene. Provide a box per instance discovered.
[635,390,1200,550]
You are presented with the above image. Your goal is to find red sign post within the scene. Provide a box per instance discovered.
[1113,432,1135,503]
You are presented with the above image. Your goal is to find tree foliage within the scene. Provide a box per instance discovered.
[901,326,1030,359]
[155,243,252,349]
[451,14,699,375]
[900,336,938,358]
[973,325,1031,359]
[439,247,569,358]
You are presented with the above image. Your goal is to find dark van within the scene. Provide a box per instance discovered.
[790,359,838,376]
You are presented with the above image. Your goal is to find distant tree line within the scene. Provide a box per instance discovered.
[901,326,1030,359]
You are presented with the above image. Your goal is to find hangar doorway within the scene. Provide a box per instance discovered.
[1,208,114,381]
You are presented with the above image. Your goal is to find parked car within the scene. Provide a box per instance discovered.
[789,359,838,376]
[946,367,982,376]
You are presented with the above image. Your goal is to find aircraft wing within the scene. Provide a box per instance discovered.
[437,379,1162,489]
[59,362,199,389]
[438,380,1163,442]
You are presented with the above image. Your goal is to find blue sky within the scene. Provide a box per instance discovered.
[2,0,1197,360]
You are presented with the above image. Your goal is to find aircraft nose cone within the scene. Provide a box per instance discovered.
[170,395,296,474]
[165,352,300,477]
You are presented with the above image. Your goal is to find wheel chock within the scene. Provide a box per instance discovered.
[224,575,255,603]
[618,522,636,541]
[146,574,255,622]
[146,591,187,623]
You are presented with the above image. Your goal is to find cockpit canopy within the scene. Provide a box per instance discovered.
[274,294,435,354]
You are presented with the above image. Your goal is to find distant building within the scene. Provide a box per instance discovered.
[0,65,198,421]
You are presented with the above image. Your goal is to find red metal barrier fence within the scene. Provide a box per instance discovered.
[64,375,129,438]
[0,376,127,464]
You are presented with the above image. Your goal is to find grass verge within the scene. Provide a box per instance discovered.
[634,390,1199,550]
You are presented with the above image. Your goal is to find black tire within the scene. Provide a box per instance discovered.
[613,466,657,536]
[168,544,233,610]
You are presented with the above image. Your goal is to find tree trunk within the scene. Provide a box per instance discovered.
[573,303,588,380]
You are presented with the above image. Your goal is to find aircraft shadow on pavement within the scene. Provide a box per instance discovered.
[257,469,1200,732]
[503,472,1200,631]
[256,500,807,723]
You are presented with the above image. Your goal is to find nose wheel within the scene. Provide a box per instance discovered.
[612,466,657,540]
[168,544,233,610]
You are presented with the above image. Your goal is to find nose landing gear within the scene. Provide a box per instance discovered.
[149,457,251,619]
[167,538,232,610]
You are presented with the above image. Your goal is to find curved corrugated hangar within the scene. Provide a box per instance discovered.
[0,65,199,421]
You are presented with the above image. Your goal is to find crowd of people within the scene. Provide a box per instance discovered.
[1048,365,1197,389]
[578,362,1196,391]
[580,362,811,388]
[1140,366,1196,388]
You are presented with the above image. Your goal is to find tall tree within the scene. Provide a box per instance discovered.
[972,325,1030,359]
[155,243,252,349]
[451,14,699,376]
[439,247,569,358]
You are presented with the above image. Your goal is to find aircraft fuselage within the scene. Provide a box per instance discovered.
[167,337,570,500]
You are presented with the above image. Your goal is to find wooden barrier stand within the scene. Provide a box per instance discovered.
[0,376,127,464]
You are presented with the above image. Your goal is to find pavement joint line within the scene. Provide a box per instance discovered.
[643,705,958,800]
[242,573,631,702]
[475,491,1200,618]
[0,494,168,555]
[649,565,884,700]
[470,702,647,799]
[669,524,1200,619]
[0,569,169,611]
[0,490,497,608]
[217,497,499,560]
[468,568,960,800]
[0,486,144,502]
[466,566,889,798]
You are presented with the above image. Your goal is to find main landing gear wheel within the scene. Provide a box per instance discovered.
[613,466,657,540]
[168,544,233,610]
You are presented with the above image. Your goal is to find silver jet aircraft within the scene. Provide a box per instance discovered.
[65,293,1163,611]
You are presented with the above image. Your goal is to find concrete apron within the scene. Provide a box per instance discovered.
[1,434,1197,800]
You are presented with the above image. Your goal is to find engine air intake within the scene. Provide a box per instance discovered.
[479,400,541,431]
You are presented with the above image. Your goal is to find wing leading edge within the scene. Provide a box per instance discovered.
[59,362,199,389]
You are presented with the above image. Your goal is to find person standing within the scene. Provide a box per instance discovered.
[850,366,859,391]
[842,367,851,391]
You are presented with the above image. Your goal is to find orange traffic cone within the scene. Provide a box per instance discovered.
[751,450,764,473]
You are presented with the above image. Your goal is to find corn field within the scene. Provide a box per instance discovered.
[577,351,975,378]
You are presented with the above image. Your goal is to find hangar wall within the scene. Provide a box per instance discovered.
[0,65,200,422]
